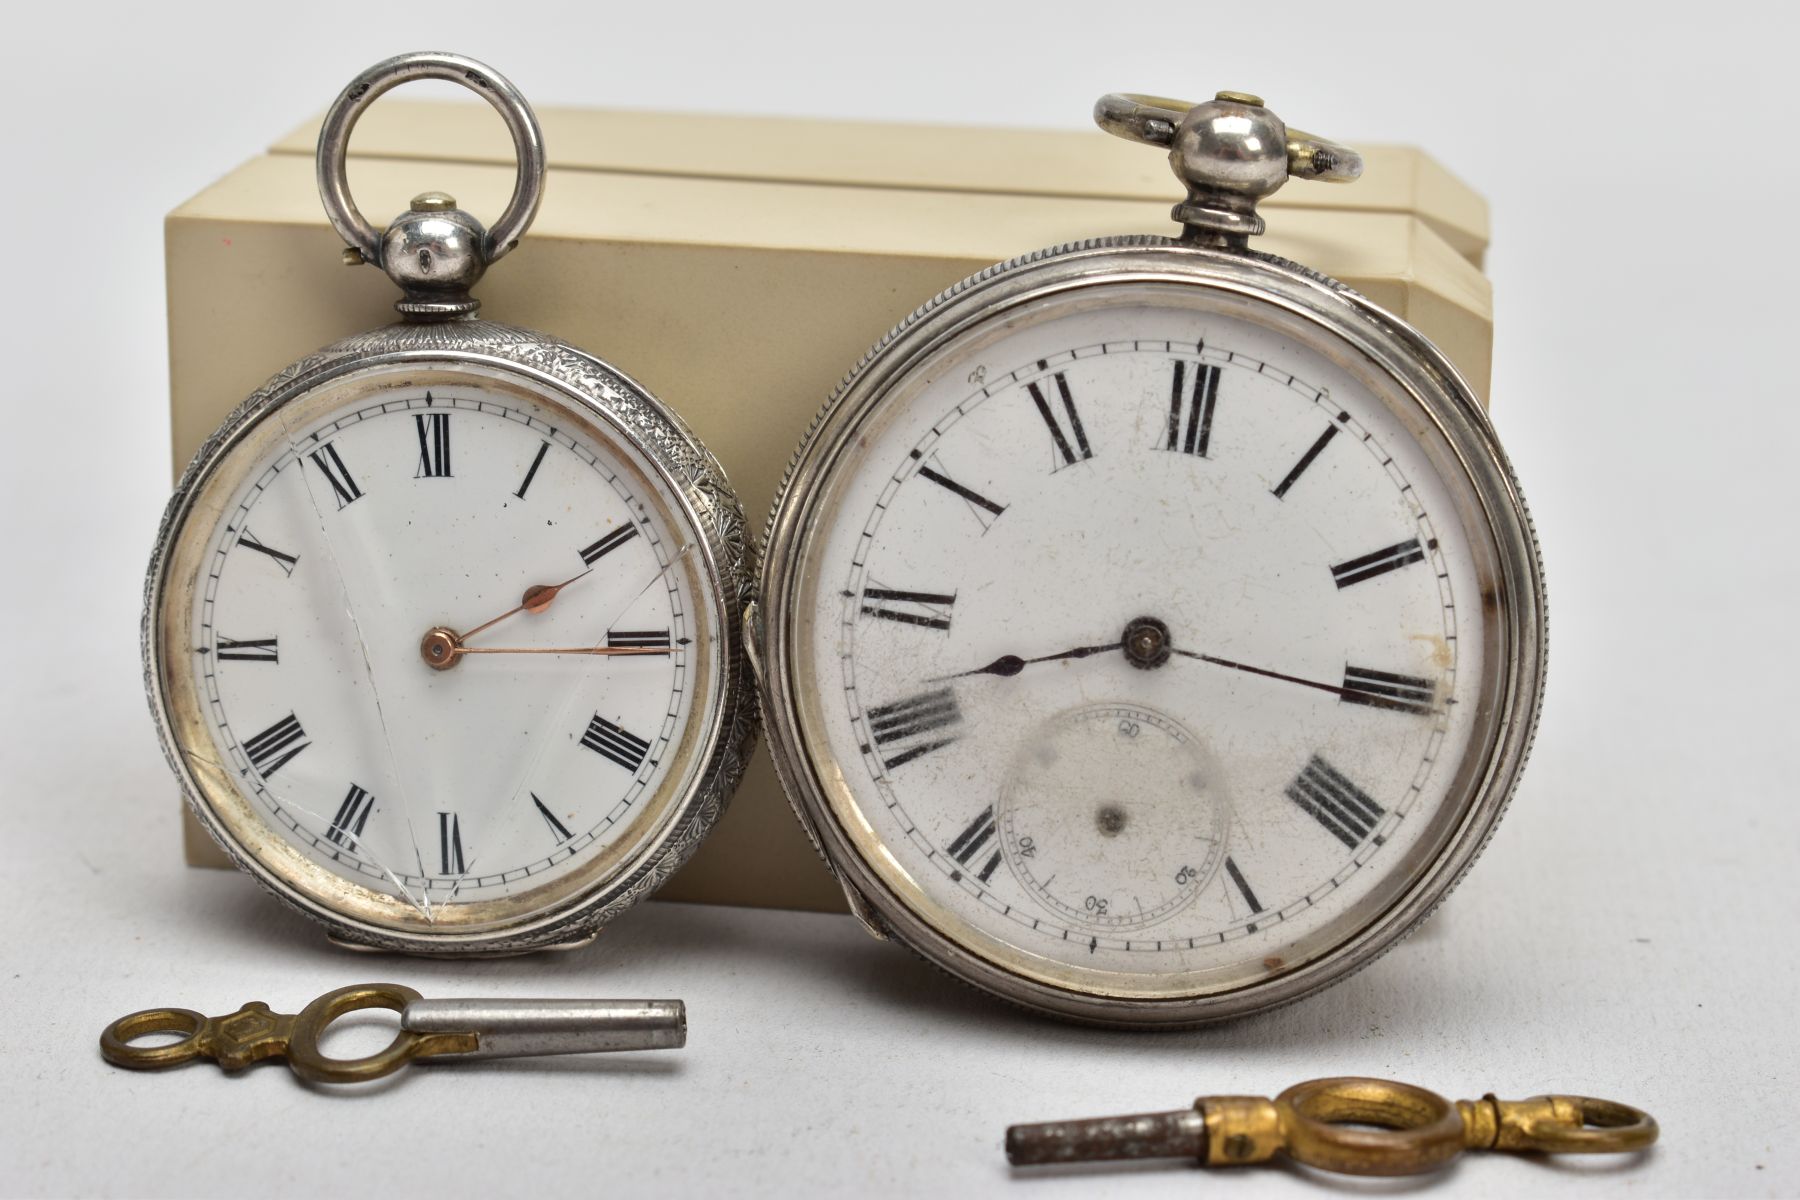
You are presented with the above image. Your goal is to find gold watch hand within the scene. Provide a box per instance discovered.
[458,568,594,642]
[451,644,670,658]
[420,626,669,668]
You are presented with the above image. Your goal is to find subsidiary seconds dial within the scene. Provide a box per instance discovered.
[995,702,1230,934]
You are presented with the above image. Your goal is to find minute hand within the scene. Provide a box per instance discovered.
[1172,648,1352,700]
[450,645,670,659]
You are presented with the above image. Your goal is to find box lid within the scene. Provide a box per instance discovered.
[271,101,1487,265]
[173,152,1491,401]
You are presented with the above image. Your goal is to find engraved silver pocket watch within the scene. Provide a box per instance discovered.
[144,53,755,955]
[753,93,1545,1025]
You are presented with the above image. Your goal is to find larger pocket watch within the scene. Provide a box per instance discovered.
[144,54,754,955]
[753,92,1545,1024]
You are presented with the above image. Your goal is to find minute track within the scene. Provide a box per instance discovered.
[188,385,706,903]
[820,320,1470,980]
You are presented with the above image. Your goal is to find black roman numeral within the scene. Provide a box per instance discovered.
[1026,366,1092,468]
[860,586,955,632]
[325,784,374,847]
[532,793,574,844]
[308,443,363,509]
[1341,666,1436,715]
[910,450,1007,529]
[237,530,298,576]
[579,524,639,567]
[867,687,961,770]
[581,714,652,772]
[607,629,672,649]
[1271,423,1341,499]
[1165,361,1220,456]
[1330,539,1426,588]
[515,441,550,499]
[242,713,309,778]
[414,412,452,478]
[946,805,1001,884]
[438,811,465,875]
[215,636,278,663]
[1286,755,1386,848]
[1224,855,1264,914]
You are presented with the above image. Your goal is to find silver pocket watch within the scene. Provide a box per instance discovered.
[753,92,1546,1025]
[144,53,755,955]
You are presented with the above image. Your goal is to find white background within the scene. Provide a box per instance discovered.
[2,3,1795,1196]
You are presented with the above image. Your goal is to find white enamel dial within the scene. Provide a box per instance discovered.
[158,361,727,938]
[785,281,1511,1002]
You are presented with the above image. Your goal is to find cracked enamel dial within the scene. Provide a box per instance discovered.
[150,355,741,952]
[763,258,1544,1024]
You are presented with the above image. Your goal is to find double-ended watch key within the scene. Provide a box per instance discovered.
[1007,1077,1658,1177]
[100,983,685,1084]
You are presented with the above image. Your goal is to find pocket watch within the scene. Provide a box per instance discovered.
[144,53,754,955]
[753,92,1545,1024]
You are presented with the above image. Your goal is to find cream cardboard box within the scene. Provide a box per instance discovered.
[167,102,1493,914]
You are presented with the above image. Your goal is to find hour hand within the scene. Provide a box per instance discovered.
[457,568,594,642]
[937,642,1117,681]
